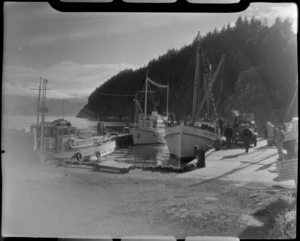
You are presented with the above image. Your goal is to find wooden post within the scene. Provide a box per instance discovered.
[196,149,206,168]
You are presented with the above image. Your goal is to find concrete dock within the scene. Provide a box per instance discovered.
[177,139,297,188]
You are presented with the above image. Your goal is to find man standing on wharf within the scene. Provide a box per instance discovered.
[276,126,285,161]
[224,124,233,149]
[243,125,252,153]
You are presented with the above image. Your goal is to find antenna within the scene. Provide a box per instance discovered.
[30,78,51,126]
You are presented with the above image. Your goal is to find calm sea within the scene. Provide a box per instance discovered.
[111,144,181,169]
[2,114,97,131]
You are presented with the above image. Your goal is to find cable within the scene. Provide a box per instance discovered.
[97,93,136,97]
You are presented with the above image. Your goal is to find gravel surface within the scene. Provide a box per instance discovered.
[2,130,296,238]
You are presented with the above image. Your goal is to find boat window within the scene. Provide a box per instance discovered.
[63,128,68,135]
[36,128,41,136]
[44,128,50,137]
[70,128,75,135]
[49,128,56,137]
[153,121,157,128]
[201,124,215,132]
[58,128,63,136]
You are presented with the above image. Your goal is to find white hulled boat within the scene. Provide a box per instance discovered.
[33,119,116,160]
[165,32,225,160]
[131,74,169,145]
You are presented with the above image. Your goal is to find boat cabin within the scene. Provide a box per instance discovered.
[136,111,166,129]
[33,119,77,152]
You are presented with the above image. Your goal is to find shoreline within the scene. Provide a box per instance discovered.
[2,129,296,238]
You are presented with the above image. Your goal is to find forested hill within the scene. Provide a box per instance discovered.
[78,16,297,123]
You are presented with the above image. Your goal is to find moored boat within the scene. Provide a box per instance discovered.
[132,111,167,144]
[165,32,225,160]
[33,119,116,160]
[165,120,218,161]
[131,73,169,145]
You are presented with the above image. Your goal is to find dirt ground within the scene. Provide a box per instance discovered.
[2,130,297,239]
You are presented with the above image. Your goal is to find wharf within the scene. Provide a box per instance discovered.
[177,138,297,189]
[64,155,133,173]
[95,157,133,173]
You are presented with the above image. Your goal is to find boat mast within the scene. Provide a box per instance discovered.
[144,70,148,118]
[63,97,65,120]
[194,55,225,120]
[206,64,212,119]
[40,78,48,161]
[36,77,42,126]
[167,83,169,118]
[192,32,201,122]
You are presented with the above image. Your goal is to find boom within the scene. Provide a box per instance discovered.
[192,55,225,123]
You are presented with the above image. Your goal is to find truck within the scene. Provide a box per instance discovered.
[232,112,257,146]
[283,117,298,158]
[233,120,257,146]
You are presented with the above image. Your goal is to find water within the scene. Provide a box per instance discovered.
[2,114,97,131]
[110,144,182,169]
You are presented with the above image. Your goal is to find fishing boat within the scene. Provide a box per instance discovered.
[33,118,116,160]
[165,32,225,160]
[131,73,169,145]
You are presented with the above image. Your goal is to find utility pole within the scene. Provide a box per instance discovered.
[30,77,50,126]
[40,78,49,162]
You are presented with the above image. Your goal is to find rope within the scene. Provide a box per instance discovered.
[98,93,136,97]
[147,77,168,88]
[215,58,225,116]
[148,82,155,110]
[174,46,196,107]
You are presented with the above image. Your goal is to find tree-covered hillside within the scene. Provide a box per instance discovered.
[78,16,297,123]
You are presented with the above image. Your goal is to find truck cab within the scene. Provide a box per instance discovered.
[283,117,298,157]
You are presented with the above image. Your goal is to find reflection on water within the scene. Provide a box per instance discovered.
[110,144,182,169]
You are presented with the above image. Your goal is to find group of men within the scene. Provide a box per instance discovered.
[218,117,254,153]
[218,117,286,161]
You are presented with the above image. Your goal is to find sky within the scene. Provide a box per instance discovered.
[2,1,298,99]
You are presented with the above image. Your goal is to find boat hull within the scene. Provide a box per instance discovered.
[165,123,217,160]
[131,128,165,145]
[43,139,116,160]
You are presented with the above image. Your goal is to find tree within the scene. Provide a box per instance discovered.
[226,66,275,121]
[78,16,297,124]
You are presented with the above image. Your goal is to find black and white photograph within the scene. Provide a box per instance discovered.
[2,0,298,239]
